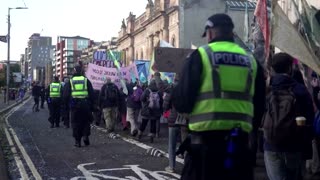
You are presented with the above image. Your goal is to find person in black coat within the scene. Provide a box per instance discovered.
[46,77,63,128]
[32,82,41,112]
[40,84,46,109]
[63,65,95,147]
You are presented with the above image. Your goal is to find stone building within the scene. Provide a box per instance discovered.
[117,0,256,64]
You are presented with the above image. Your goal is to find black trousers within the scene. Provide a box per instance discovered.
[40,96,45,108]
[61,107,70,127]
[139,118,157,135]
[48,100,61,125]
[181,131,253,180]
[70,107,91,141]
[33,97,39,110]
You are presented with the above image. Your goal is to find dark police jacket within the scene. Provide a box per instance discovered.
[172,38,266,134]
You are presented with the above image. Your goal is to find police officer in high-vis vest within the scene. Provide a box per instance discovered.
[46,76,63,128]
[172,14,266,180]
[63,64,94,147]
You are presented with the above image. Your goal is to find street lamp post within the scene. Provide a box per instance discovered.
[6,7,28,104]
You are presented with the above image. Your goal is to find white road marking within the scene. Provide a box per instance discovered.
[72,163,180,180]
[92,125,185,165]
[4,128,29,180]
[5,99,42,180]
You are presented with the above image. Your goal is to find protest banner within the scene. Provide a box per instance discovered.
[93,60,125,68]
[154,47,194,73]
[93,50,125,61]
[86,63,138,90]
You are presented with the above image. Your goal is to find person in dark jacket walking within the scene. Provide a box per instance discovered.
[32,81,41,112]
[119,87,128,130]
[99,78,120,133]
[263,53,314,180]
[46,77,63,128]
[61,77,71,128]
[92,90,102,126]
[40,84,46,109]
[63,65,95,147]
[138,80,163,143]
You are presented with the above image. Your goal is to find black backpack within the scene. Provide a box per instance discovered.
[262,87,298,145]
[105,84,118,102]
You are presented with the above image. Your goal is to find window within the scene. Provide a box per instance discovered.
[66,51,74,56]
[67,39,74,50]
[77,39,89,50]
[141,49,144,59]
[171,35,176,47]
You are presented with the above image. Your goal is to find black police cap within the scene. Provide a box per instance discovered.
[202,13,235,37]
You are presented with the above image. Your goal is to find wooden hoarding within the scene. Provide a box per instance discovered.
[154,47,194,73]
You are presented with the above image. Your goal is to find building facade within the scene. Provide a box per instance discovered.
[25,33,53,82]
[19,54,28,78]
[117,0,255,64]
[53,36,93,80]
[279,0,320,23]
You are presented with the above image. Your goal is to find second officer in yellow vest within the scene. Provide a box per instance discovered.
[172,14,266,180]
[46,76,63,128]
[63,64,95,147]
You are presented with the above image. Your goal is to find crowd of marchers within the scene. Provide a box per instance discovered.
[28,13,320,180]
[30,69,186,173]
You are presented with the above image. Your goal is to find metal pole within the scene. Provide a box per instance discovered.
[6,8,11,104]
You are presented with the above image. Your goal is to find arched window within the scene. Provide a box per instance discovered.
[171,35,176,47]
[141,49,144,60]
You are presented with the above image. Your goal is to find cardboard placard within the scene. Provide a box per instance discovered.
[154,47,194,73]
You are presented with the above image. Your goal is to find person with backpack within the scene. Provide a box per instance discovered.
[99,78,120,133]
[138,80,163,143]
[262,53,314,180]
[127,81,143,136]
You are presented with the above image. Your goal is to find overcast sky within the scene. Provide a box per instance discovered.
[0,0,147,61]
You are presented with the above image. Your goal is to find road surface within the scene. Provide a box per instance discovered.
[2,98,268,179]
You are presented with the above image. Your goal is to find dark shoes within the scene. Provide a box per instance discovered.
[137,131,142,141]
[83,136,90,146]
[74,140,81,148]
[131,130,138,137]
[55,124,60,128]
[50,124,54,128]
[150,137,154,143]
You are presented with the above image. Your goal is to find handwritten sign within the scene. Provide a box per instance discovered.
[93,50,124,61]
[86,63,138,90]
[154,47,194,73]
[93,60,125,68]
